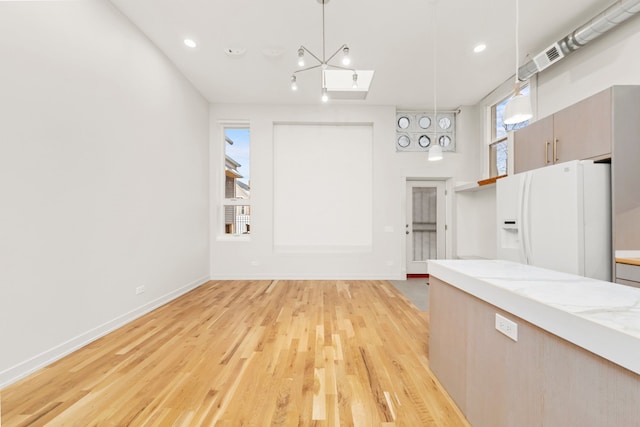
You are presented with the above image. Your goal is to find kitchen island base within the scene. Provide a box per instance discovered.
[429,276,640,427]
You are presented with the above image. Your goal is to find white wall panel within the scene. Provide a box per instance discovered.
[273,124,373,252]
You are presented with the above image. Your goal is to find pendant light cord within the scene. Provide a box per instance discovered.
[514,0,521,92]
[433,3,437,119]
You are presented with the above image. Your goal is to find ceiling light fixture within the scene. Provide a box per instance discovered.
[290,0,358,103]
[183,39,197,48]
[429,0,443,162]
[503,0,533,125]
[473,43,487,53]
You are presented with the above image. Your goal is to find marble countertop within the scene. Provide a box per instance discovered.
[429,259,640,375]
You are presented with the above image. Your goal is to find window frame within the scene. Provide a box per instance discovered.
[220,122,251,239]
[485,79,535,178]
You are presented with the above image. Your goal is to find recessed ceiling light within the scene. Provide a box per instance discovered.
[224,47,247,57]
[184,39,197,48]
[262,47,285,58]
[473,43,487,53]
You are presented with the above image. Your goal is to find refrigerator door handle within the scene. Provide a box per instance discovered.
[522,173,533,265]
[517,175,527,264]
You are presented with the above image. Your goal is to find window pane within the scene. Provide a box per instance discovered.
[490,139,508,177]
[224,205,251,235]
[223,126,251,237]
[224,127,250,200]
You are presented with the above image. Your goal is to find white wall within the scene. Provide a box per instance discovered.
[534,14,640,118]
[455,187,497,260]
[210,104,480,279]
[0,0,210,387]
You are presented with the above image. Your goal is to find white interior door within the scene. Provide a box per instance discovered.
[406,181,446,275]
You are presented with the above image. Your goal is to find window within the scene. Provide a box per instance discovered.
[489,85,530,177]
[489,140,508,177]
[223,126,250,235]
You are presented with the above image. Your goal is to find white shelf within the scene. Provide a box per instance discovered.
[455,182,496,193]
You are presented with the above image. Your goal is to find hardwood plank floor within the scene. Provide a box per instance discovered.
[1,280,468,426]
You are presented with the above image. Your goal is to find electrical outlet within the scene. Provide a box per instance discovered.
[495,313,518,341]
[135,285,145,295]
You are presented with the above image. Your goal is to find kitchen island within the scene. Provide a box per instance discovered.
[428,259,640,427]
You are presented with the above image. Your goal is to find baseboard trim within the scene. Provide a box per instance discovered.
[208,274,402,280]
[0,275,210,390]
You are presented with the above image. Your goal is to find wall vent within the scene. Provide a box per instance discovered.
[518,0,640,81]
[533,43,565,72]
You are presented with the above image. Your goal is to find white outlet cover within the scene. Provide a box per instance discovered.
[495,313,518,342]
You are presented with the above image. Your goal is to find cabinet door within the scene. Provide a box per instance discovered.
[553,88,612,162]
[514,115,553,174]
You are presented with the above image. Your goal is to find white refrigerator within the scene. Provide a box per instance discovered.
[496,160,611,281]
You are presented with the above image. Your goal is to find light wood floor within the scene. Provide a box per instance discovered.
[1,280,469,426]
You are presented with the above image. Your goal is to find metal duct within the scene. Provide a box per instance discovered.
[518,0,640,81]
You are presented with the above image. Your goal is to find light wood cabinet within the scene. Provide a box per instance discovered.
[612,87,640,255]
[514,87,617,174]
[553,88,612,163]
[430,276,640,427]
[514,115,553,173]
[616,262,640,288]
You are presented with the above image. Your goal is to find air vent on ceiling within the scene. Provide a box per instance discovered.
[532,42,565,72]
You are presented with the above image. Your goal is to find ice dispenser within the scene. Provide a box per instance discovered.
[500,219,520,249]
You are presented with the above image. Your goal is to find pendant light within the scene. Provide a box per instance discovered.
[503,0,532,125]
[428,0,443,162]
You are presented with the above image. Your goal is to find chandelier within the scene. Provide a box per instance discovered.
[290,0,357,102]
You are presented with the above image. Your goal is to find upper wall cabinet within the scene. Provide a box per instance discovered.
[514,115,554,173]
[514,86,638,174]
[553,88,611,164]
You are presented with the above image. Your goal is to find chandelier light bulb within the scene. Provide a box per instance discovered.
[352,73,358,88]
[341,46,351,66]
[290,75,298,91]
[297,48,305,67]
[321,88,329,103]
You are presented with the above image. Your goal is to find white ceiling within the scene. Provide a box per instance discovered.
[109,0,614,110]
